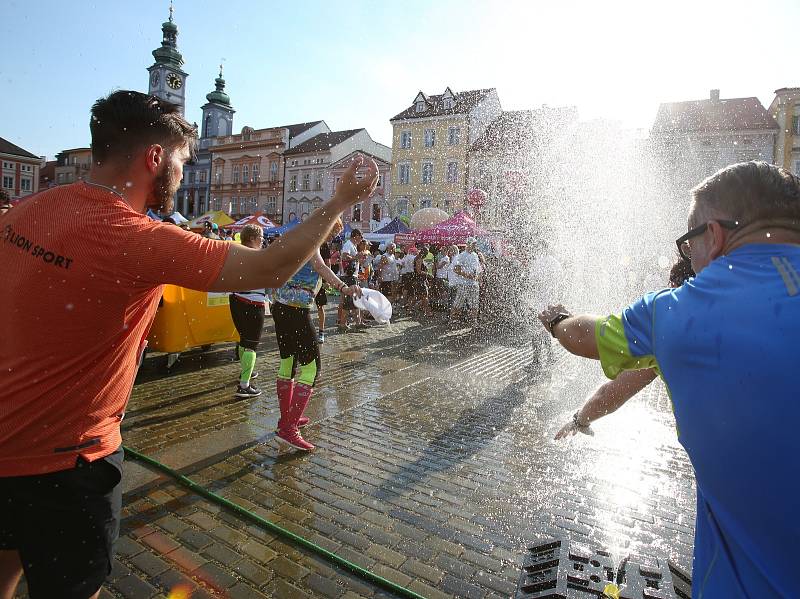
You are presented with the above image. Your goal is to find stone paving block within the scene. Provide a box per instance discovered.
[112,574,159,599]
[399,557,443,585]
[191,560,239,589]
[201,541,243,567]
[271,579,312,599]
[473,568,517,596]
[140,530,181,555]
[306,573,346,598]
[232,557,274,586]
[129,550,170,578]
[368,563,413,588]
[462,548,504,573]
[185,509,219,531]
[155,514,191,536]
[109,558,132,583]
[208,523,249,547]
[440,573,488,599]
[271,556,311,582]
[115,537,146,558]
[178,528,215,551]
[365,543,407,569]
[435,552,476,580]
[162,545,207,573]
[152,569,198,594]
[226,582,269,598]
[240,539,278,563]
[406,579,453,599]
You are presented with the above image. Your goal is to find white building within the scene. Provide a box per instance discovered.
[651,89,778,193]
[282,129,391,222]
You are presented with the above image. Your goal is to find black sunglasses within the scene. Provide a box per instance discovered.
[675,219,740,260]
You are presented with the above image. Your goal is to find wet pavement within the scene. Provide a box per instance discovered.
[15,304,696,598]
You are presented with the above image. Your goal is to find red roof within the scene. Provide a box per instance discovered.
[652,96,778,135]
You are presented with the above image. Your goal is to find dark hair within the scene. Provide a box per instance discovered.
[90,90,197,164]
[345,263,357,277]
[350,228,363,239]
[692,161,800,226]
[669,258,695,287]
[162,216,176,225]
[240,224,262,245]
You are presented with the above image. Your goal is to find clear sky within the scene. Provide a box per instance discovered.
[3,0,799,160]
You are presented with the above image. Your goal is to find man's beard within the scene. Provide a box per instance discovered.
[145,164,179,214]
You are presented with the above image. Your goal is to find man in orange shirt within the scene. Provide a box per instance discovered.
[0,90,378,599]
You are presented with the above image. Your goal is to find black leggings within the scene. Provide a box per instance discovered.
[229,295,265,351]
[272,301,321,383]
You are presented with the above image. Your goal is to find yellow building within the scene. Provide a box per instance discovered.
[768,87,800,175]
[389,87,501,217]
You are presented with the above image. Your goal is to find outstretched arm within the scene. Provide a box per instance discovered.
[209,155,378,292]
[554,368,658,439]
[538,305,601,359]
[311,251,362,297]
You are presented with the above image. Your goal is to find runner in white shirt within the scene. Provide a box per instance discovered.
[378,243,400,300]
[340,229,362,275]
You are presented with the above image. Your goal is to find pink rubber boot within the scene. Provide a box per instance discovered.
[275,382,315,451]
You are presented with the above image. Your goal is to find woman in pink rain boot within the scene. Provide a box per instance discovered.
[271,218,361,450]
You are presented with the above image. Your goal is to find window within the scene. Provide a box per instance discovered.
[446,162,459,183]
[400,130,412,149]
[421,162,433,184]
[266,196,277,213]
[21,178,32,192]
[795,161,800,176]
[214,197,222,211]
[443,98,454,110]
[2,162,11,169]
[448,127,460,146]
[416,101,426,113]
[215,167,222,184]
[270,162,278,182]
[377,175,383,188]
[398,163,410,185]
[250,197,258,211]
[352,203,362,222]
[396,198,409,216]
[424,129,436,148]
[57,173,64,184]
[2,176,13,189]
[793,116,800,135]
[189,171,196,184]
[289,175,297,192]
[233,165,240,183]
[252,163,259,181]
[314,173,322,190]
[242,165,249,184]
[239,197,247,214]
[371,203,381,222]
[302,173,310,190]
[198,170,207,183]
[291,160,297,167]
[420,196,432,209]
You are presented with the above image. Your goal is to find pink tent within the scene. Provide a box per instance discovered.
[413,211,487,245]
[228,212,276,232]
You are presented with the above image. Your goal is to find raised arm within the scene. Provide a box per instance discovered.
[209,155,378,292]
[554,368,658,439]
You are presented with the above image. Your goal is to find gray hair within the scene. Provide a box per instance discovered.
[691,161,800,227]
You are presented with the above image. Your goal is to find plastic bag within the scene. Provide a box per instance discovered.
[353,288,393,324]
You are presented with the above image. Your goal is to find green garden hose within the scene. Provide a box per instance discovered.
[123,445,427,599]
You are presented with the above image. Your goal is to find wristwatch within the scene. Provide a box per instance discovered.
[547,312,571,337]
[573,411,590,429]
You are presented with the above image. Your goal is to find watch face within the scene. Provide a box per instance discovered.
[150,71,159,87]
[166,73,183,90]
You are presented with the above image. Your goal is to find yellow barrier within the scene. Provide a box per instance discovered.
[147,285,239,354]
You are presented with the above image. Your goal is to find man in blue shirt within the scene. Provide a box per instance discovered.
[539,161,800,598]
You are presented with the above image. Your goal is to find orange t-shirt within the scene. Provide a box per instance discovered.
[0,182,230,476]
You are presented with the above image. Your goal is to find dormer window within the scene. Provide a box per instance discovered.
[443,98,454,109]
[416,101,427,113]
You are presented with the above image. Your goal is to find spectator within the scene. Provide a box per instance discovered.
[450,237,482,324]
[378,243,399,301]
[337,262,360,330]
[340,228,362,274]
[202,221,221,240]
[433,245,451,310]
[398,245,417,308]
[315,240,332,343]
[0,89,377,599]
[539,161,800,597]
[412,244,434,317]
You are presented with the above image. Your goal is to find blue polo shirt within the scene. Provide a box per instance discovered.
[596,244,800,598]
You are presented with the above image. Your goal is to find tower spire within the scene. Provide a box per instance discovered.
[169,0,174,22]
[151,1,183,68]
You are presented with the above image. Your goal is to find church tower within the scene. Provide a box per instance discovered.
[200,65,235,148]
[147,2,188,115]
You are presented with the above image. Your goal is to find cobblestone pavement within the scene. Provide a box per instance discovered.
[15,305,697,599]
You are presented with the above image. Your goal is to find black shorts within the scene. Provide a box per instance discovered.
[412,274,430,296]
[0,447,124,599]
[229,295,266,351]
[272,301,320,376]
[315,287,328,307]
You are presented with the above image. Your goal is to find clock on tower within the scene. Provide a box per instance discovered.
[147,4,188,114]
